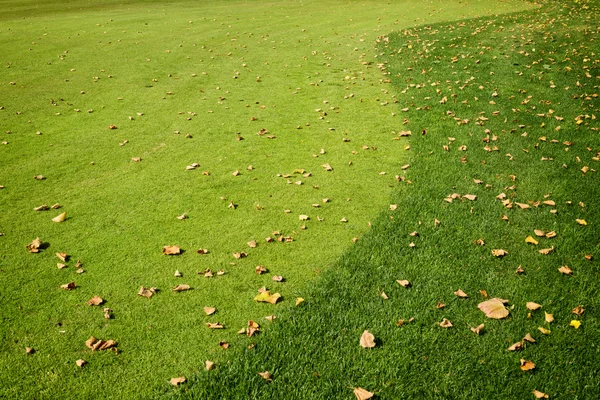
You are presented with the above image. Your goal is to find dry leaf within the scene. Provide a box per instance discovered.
[525,236,538,245]
[507,342,523,351]
[558,265,573,275]
[26,237,43,253]
[55,252,68,262]
[137,286,157,298]
[534,229,546,237]
[75,359,87,367]
[272,275,284,282]
[380,291,388,300]
[479,289,488,298]
[572,305,585,316]
[162,246,181,255]
[515,266,525,274]
[87,296,103,306]
[478,298,509,319]
[545,231,557,238]
[258,371,272,381]
[206,322,224,329]
[295,297,305,306]
[544,312,554,323]
[254,291,281,304]
[576,219,587,225]
[533,390,549,399]
[247,240,257,248]
[471,323,485,335]
[436,302,446,309]
[205,360,215,371]
[174,270,182,277]
[170,377,186,386]
[396,279,410,288]
[247,320,260,337]
[523,333,536,343]
[204,307,216,315]
[57,263,67,269]
[527,302,542,311]
[25,347,34,354]
[454,289,468,298]
[219,341,229,349]
[538,247,554,255]
[538,327,551,335]
[491,249,508,257]
[60,282,76,290]
[173,284,191,292]
[360,330,376,348]
[353,387,374,400]
[463,194,477,201]
[176,213,188,220]
[520,359,536,371]
[439,318,453,328]
[321,163,333,171]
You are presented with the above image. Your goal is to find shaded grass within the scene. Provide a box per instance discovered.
[168,0,600,398]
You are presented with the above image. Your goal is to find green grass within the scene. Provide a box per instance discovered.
[0,0,536,398]
[155,0,600,398]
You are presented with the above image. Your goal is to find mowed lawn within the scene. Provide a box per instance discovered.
[0,0,536,398]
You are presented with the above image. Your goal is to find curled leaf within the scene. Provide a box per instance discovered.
[87,296,104,306]
[507,342,523,351]
[170,377,186,386]
[258,371,272,381]
[162,246,181,255]
[525,236,538,245]
[471,323,484,335]
[26,238,43,253]
[491,249,508,257]
[396,279,410,288]
[454,289,468,298]
[360,330,376,348]
[439,318,453,328]
[172,284,191,292]
[520,359,535,371]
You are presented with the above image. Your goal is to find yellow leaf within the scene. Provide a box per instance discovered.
[254,291,281,304]
[491,249,509,257]
[558,265,573,275]
[527,302,542,311]
[439,318,453,328]
[576,219,587,225]
[52,212,67,223]
[295,297,305,306]
[525,236,538,245]
[170,376,186,386]
[396,279,410,288]
[471,323,484,335]
[205,360,215,371]
[544,312,554,323]
[538,327,551,335]
[454,289,468,298]
[478,298,509,319]
[520,359,536,371]
[570,320,581,329]
[360,330,376,348]
[258,371,272,381]
[507,342,523,351]
[533,389,549,399]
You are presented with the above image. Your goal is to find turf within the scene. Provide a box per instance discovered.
[155,0,600,398]
[0,0,534,398]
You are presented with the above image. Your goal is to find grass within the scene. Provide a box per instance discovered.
[155,0,600,398]
[0,0,537,398]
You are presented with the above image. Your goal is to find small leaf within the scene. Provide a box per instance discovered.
[527,302,542,311]
[170,377,186,386]
[558,265,573,275]
[137,286,157,298]
[523,333,536,343]
[204,307,216,315]
[576,219,587,225]
[533,229,546,237]
[254,291,281,304]
[353,388,374,400]
[172,284,191,292]
[507,342,523,351]
[538,247,554,255]
[439,318,453,328]
[454,289,468,298]
[205,360,215,370]
[87,296,104,306]
[478,298,509,319]
[533,390,549,399]
[525,236,538,245]
[75,359,87,367]
[206,322,224,329]
[544,312,554,323]
[572,305,585,316]
[396,279,410,288]
[295,297,305,306]
[360,330,376,348]
[60,282,76,290]
[26,237,43,253]
[520,359,536,371]
[538,327,551,335]
[55,252,68,262]
[491,249,508,257]
[471,323,484,335]
[258,371,272,381]
[570,320,581,329]
[162,246,181,255]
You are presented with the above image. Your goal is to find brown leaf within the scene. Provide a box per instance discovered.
[172,284,191,292]
[558,265,573,275]
[206,322,224,329]
[205,360,215,370]
[439,318,453,328]
[26,237,43,253]
[520,359,535,371]
[523,333,536,343]
[544,312,554,323]
[170,377,186,386]
[538,327,551,335]
[254,291,281,304]
[204,307,216,315]
[55,252,68,262]
[247,320,260,337]
[572,305,585,316]
[360,330,376,348]
[478,298,509,319]
[247,240,257,248]
[75,359,87,367]
[507,342,523,351]
[162,245,181,255]
[436,302,445,309]
[515,266,525,274]
[87,296,104,306]
[396,279,410,288]
[533,229,546,237]
[533,390,549,399]
[321,163,333,171]
[258,371,272,381]
[353,387,374,400]
[545,231,557,238]
[60,282,76,290]
[479,289,488,298]
[272,275,284,282]
[85,336,97,349]
[526,302,542,311]
[137,286,157,298]
[515,202,530,209]
[25,347,35,354]
[538,247,554,255]
[219,341,229,349]
[471,323,485,335]
[233,251,247,259]
[491,249,508,257]
[454,289,468,298]
[463,194,477,201]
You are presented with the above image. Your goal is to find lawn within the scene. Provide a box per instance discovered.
[2,0,597,398]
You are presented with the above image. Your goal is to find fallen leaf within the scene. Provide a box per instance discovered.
[353,387,374,400]
[436,302,445,309]
[538,247,554,255]
[454,289,468,298]
[576,219,587,225]
[137,286,157,298]
[26,238,43,253]
[533,390,549,399]
[258,371,272,381]
[75,359,87,367]
[570,320,581,329]
[396,279,410,288]
[360,330,376,348]
[57,263,67,269]
[206,322,224,329]
[463,194,477,201]
[533,229,546,237]
[219,341,229,349]
[572,305,585,316]
[247,240,257,248]
[87,296,104,306]
[103,308,112,319]
[247,320,260,337]
[162,246,181,255]
[545,231,557,238]
[176,213,188,220]
[515,266,525,274]
[523,333,536,343]
[55,252,68,262]
[25,347,34,354]
[439,318,453,328]
[254,291,281,304]
[170,377,186,386]
[60,282,76,290]
[538,327,551,335]
[558,265,573,275]
[478,298,509,319]
[172,284,191,292]
[272,275,284,282]
[525,236,538,245]
[507,342,523,351]
[544,312,554,323]
[255,265,268,275]
[205,360,215,370]
[520,359,535,371]
[174,270,182,277]
[471,323,485,335]
[295,297,305,306]
[204,307,216,315]
[479,289,488,298]
[527,302,542,311]
[491,249,508,257]
[322,163,333,171]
